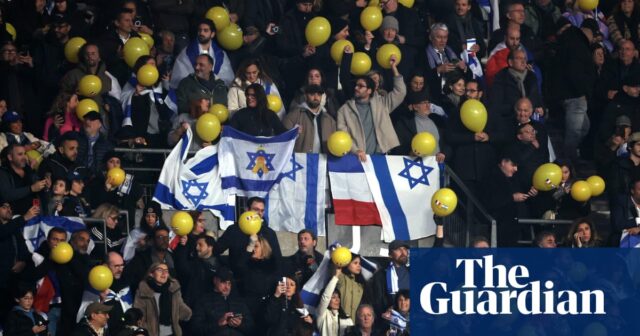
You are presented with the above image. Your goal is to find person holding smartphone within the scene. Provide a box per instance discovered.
[3,286,49,336]
[265,276,314,336]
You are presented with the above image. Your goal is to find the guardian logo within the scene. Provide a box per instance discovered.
[420,255,605,315]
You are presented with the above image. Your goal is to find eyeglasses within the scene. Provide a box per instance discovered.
[112,264,125,268]
[466,89,478,93]
[155,235,170,240]
[355,84,367,89]
[154,268,170,274]
[109,216,119,221]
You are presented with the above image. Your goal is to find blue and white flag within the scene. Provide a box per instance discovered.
[266,153,327,236]
[389,309,408,331]
[461,48,484,81]
[621,229,640,248]
[23,216,87,253]
[120,76,178,127]
[76,286,132,323]
[152,127,235,228]
[218,126,298,197]
[301,243,378,315]
[362,155,440,242]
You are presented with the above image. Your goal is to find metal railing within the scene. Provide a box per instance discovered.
[442,165,498,247]
[516,218,574,245]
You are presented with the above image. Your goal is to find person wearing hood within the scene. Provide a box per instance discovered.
[283,84,336,153]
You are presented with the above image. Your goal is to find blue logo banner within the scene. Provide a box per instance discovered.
[410,248,640,335]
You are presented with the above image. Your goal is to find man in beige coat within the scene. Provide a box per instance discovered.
[283,84,337,153]
[337,55,406,161]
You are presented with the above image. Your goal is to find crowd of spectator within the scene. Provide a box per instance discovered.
[1,0,640,334]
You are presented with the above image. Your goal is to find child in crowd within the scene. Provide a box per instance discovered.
[47,178,68,215]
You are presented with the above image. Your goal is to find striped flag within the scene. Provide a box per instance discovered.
[620,229,640,248]
[23,216,87,253]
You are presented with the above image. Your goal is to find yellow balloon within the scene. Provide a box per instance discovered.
[208,104,229,123]
[50,242,73,264]
[64,37,87,63]
[267,94,282,113]
[376,43,402,69]
[26,150,42,169]
[532,163,562,191]
[460,99,487,133]
[171,211,194,236]
[89,265,113,291]
[331,247,352,267]
[571,181,592,202]
[6,23,16,41]
[239,211,262,235]
[217,23,243,50]
[586,175,605,197]
[306,17,331,47]
[78,75,102,97]
[330,39,355,65]
[206,6,230,31]
[399,0,415,8]
[350,52,372,75]
[123,37,150,68]
[368,0,380,6]
[107,167,126,187]
[196,113,221,142]
[137,64,159,86]
[431,188,458,217]
[328,131,353,157]
[412,132,436,157]
[578,0,598,11]
[139,33,154,48]
[360,6,383,31]
[76,98,99,119]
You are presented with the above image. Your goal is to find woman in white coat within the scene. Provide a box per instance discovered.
[227,58,286,119]
[316,266,354,336]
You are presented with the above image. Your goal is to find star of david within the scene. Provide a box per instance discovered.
[398,157,434,189]
[246,149,275,178]
[30,229,45,249]
[181,179,209,206]
[282,155,304,181]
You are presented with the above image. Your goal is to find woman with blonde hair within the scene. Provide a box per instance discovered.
[133,262,192,336]
[90,203,127,260]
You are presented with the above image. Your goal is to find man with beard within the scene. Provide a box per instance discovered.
[283,85,337,153]
[175,53,228,116]
[175,233,219,307]
[170,19,234,88]
[0,143,49,214]
[283,229,324,287]
[76,252,132,334]
[60,43,113,110]
[38,131,86,184]
[364,240,409,322]
[125,225,176,295]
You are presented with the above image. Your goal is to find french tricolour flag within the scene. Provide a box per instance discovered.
[327,155,381,226]
[362,155,439,242]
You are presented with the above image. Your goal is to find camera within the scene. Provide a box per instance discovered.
[134,20,142,27]
[271,26,280,34]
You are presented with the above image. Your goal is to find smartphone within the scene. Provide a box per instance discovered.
[33,199,40,208]
[233,313,243,318]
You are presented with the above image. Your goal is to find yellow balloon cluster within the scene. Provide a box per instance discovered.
[460,99,487,133]
[360,6,383,31]
[76,98,99,119]
[123,37,150,68]
[171,211,194,236]
[217,23,243,50]
[267,94,282,113]
[331,247,352,267]
[6,23,16,41]
[350,52,372,75]
[89,265,114,291]
[137,64,159,87]
[330,39,354,65]
[64,37,87,63]
[431,188,458,217]
[206,6,230,31]
[208,104,229,123]
[586,175,605,197]
[239,211,261,235]
[376,44,402,69]
[532,163,562,191]
[578,0,599,11]
[328,131,353,157]
[571,181,592,202]
[51,242,73,264]
[196,114,222,142]
[306,17,331,47]
[78,75,102,97]
[412,132,436,157]
[107,167,126,187]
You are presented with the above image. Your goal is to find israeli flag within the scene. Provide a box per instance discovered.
[389,309,408,331]
[361,155,440,242]
[76,286,132,323]
[621,229,640,248]
[121,75,177,127]
[152,127,235,228]
[462,49,484,81]
[22,216,87,253]
[266,153,327,236]
[218,126,298,197]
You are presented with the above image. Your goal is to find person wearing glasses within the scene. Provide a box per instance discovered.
[133,262,192,336]
[90,203,126,260]
[126,226,176,296]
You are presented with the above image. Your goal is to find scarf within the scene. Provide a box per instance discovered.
[446,93,461,107]
[425,45,458,70]
[508,68,527,97]
[146,279,172,325]
[386,262,399,295]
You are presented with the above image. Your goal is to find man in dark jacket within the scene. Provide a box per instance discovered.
[38,131,86,184]
[189,268,254,336]
[556,18,598,161]
[0,202,37,320]
[73,302,112,336]
[608,132,640,198]
[611,178,640,246]
[175,233,219,307]
[284,229,324,288]
[176,53,229,114]
[77,111,114,179]
[0,143,48,215]
[125,225,176,296]
[60,43,113,112]
[98,8,141,85]
[444,0,487,58]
